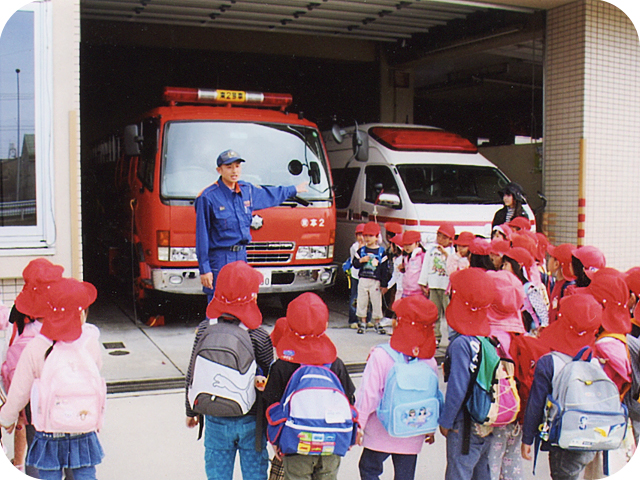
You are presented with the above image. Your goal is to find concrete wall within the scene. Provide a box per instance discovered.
[544,0,639,269]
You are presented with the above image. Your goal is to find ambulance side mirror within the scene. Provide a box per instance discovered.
[353,129,369,162]
[124,124,142,156]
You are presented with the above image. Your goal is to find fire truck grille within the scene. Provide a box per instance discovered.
[248,253,292,263]
[247,242,295,251]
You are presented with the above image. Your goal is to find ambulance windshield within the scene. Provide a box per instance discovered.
[396,164,511,205]
[161,121,332,201]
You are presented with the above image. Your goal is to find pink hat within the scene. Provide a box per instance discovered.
[507,217,532,231]
[454,231,475,246]
[276,292,337,365]
[437,222,455,239]
[363,222,381,237]
[355,223,366,234]
[625,267,640,295]
[446,268,496,337]
[206,261,263,329]
[469,237,491,256]
[486,270,526,334]
[15,258,65,319]
[586,268,631,334]
[547,243,577,281]
[505,247,534,269]
[489,239,511,256]
[538,294,602,356]
[391,295,438,359]
[402,230,421,246]
[385,222,403,235]
[40,278,97,342]
[573,245,606,276]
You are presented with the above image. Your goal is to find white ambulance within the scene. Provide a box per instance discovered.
[324,123,535,262]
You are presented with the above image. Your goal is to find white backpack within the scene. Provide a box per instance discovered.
[31,324,106,433]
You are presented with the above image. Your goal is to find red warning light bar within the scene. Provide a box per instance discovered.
[370,127,478,153]
[163,87,292,107]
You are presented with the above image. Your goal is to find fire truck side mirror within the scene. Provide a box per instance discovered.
[309,162,321,185]
[124,124,143,156]
[331,124,345,144]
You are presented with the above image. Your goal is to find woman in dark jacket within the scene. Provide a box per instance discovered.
[492,182,529,229]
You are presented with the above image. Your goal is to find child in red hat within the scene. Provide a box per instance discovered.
[418,223,455,346]
[352,222,390,334]
[398,230,425,299]
[546,243,577,324]
[346,223,368,328]
[263,292,355,480]
[571,245,606,288]
[446,231,474,277]
[356,295,441,480]
[0,276,104,480]
[440,268,497,480]
[521,294,604,478]
[1,258,65,475]
[185,260,273,480]
[625,267,640,337]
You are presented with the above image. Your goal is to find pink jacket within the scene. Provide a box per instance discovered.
[0,323,102,428]
[401,249,425,297]
[356,344,438,454]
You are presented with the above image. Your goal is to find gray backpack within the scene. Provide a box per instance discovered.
[541,347,628,451]
[188,320,257,417]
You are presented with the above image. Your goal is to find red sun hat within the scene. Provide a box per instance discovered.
[390,295,438,359]
[363,222,381,237]
[586,268,631,334]
[40,277,97,342]
[402,230,421,246]
[489,239,511,256]
[492,224,513,240]
[625,267,640,296]
[507,216,532,231]
[385,222,403,235]
[573,245,606,277]
[486,270,526,334]
[535,233,550,263]
[15,258,65,319]
[437,222,455,239]
[505,247,534,269]
[355,223,366,234]
[446,268,496,337]
[547,243,577,281]
[469,237,491,256]
[454,231,476,246]
[270,317,288,348]
[538,294,602,356]
[390,233,404,247]
[206,261,264,329]
[511,232,538,260]
[276,292,337,365]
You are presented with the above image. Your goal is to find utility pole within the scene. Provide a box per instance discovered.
[16,68,21,201]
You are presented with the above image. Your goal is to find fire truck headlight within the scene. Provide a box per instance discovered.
[158,247,169,262]
[170,247,198,262]
[295,246,329,260]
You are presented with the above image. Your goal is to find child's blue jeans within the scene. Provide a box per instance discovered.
[37,466,96,480]
[204,415,269,480]
[444,420,492,480]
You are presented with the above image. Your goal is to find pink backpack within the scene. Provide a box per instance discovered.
[1,321,42,390]
[30,324,106,433]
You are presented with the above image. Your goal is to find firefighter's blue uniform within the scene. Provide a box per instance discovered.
[195,178,297,300]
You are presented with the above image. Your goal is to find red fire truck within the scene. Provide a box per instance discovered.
[109,87,337,318]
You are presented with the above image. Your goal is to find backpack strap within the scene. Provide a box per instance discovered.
[462,337,483,455]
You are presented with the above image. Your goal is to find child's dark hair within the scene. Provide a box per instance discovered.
[502,256,527,284]
[571,255,591,287]
[470,254,497,271]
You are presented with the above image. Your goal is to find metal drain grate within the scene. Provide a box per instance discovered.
[103,342,126,349]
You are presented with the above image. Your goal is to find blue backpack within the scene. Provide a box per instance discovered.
[376,343,443,437]
[266,365,358,456]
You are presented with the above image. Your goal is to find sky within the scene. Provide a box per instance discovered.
[0,0,639,479]
[0,4,33,160]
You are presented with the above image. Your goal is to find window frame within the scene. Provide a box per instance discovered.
[0,1,55,252]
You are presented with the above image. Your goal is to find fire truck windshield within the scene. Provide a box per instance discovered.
[161,121,332,201]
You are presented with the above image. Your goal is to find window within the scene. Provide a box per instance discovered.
[331,167,360,209]
[0,2,53,249]
[137,117,159,192]
[364,165,399,204]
